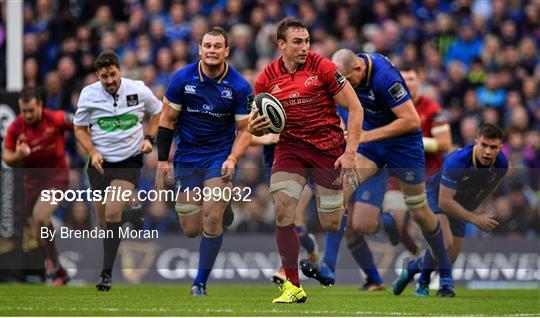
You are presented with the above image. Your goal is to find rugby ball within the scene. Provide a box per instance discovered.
[254,92,286,134]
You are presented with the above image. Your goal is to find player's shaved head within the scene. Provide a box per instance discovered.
[331,49,358,74]
[332,49,364,88]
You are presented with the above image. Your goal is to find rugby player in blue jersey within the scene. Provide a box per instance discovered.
[155,27,253,296]
[393,123,508,296]
[328,49,455,296]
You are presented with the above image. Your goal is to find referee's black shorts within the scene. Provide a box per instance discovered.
[87,154,143,191]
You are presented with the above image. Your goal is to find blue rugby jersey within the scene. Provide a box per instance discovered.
[164,61,253,163]
[353,53,419,137]
[427,145,508,212]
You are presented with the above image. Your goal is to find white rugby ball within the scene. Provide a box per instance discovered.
[254,92,286,134]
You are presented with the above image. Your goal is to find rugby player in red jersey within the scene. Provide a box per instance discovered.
[248,18,363,304]
[3,87,73,286]
[400,66,452,175]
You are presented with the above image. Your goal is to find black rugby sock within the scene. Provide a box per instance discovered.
[102,221,122,277]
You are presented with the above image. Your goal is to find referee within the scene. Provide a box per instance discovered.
[74,50,162,291]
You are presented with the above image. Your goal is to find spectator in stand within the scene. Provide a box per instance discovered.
[23,57,40,88]
[122,50,144,81]
[445,21,482,68]
[18,0,539,236]
[476,72,507,109]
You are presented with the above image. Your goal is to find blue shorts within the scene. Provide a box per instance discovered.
[174,155,225,192]
[351,168,388,207]
[358,131,425,184]
[427,188,466,238]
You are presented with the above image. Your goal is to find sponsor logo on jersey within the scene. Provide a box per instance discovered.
[304,75,319,87]
[334,71,346,85]
[368,89,375,101]
[185,85,197,95]
[388,82,407,102]
[186,106,228,118]
[270,85,281,94]
[221,88,233,99]
[202,104,214,111]
[289,91,299,98]
[97,114,138,132]
[126,94,139,106]
[281,94,321,107]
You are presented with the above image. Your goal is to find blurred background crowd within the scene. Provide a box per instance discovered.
[1,0,538,238]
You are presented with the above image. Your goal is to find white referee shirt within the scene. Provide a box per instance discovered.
[74,78,162,162]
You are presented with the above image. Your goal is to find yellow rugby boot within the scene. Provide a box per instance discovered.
[272,280,307,304]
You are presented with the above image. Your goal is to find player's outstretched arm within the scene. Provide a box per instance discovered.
[439,184,499,232]
[155,100,179,190]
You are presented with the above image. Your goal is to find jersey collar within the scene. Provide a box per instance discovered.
[198,61,229,84]
[472,146,495,171]
[278,55,307,75]
[358,53,373,87]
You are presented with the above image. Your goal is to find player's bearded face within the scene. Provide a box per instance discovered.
[97,66,121,95]
[280,28,310,65]
[200,34,229,67]
[475,136,502,165]
[19,98,42,125]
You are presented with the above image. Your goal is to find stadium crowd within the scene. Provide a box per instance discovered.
[3,0,539,238]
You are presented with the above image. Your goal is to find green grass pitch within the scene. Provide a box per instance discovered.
[0,284,538,316]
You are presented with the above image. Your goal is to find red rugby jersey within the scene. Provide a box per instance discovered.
[416,95,447,172]
[4,109,73,169]
[255,51,346,151]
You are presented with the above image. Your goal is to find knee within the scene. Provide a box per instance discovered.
[444,236,454,251]
[449,250,459,263]
[182,222,201,238]
[184,229,200,238]
[410,209,435,229]
[203,214,222,236]
[105,210,122,222]
[275,210,294,226]
[321,219,340,233]
[344,227,359,243]
[273,195,295,226]
[273,194,292,214]
[352,218,379,234]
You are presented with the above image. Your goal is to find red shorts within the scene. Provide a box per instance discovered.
[271,141,343,190]
[23,170,68,217]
